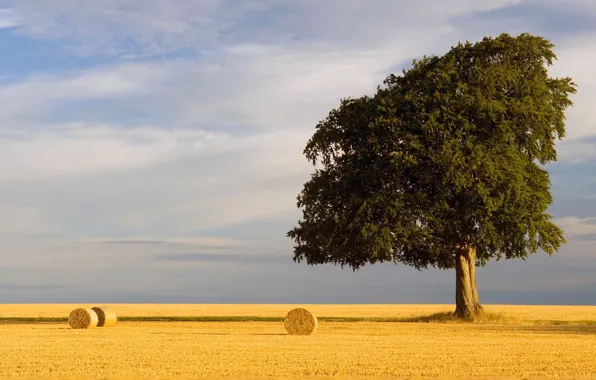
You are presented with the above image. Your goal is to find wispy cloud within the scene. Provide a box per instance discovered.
[0,33,440,240]
[0,124,228,182]
[5,0,525,56]
[0,8,19,28]
[553,216,596,238]
[556,138,596,163]
[0,127,311,239]
[153,252,290,265]
[548,33,596,143]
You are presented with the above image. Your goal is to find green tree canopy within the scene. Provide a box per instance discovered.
[287,33,577,317]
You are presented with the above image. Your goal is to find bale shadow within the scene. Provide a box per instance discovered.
[248,333,287,336]
[148,331,286,336]
[151,332,233,336]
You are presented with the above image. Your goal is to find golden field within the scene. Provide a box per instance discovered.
[0,304,595,379]
[2,303,596,321]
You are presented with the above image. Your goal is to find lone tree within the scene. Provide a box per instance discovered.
[287,33,576,318]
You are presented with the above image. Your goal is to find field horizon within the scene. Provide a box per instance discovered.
[1,303,595,320]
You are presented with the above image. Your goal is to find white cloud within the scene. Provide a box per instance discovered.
[552,216,596,237]
[0,205,49,235]
[0,8,19,28]
[556,138,596,163]
[0,125,312,238]
[0,20,454,239]
[1,32,471,130]
[1,7,594,242]
[548,34,596,143]
[6,0,525,56]
[536,0,596,13]
[6,0,226,55]
[0,64,166,125]
[0,124,228,182]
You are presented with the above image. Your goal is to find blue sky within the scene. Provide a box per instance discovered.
[1,0,595,304]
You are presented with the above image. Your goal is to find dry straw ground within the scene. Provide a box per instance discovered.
[1,304,595,378]
[2,303,596,321]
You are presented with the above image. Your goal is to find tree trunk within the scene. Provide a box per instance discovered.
[454,246,483,318]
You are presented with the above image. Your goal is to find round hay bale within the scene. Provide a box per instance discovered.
[284,308,318,335]
[91,306,117,327]
[68,308,99,329]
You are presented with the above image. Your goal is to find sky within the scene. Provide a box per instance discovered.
[0,0,595,305]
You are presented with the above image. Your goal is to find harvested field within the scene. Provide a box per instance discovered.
[2,303,596,321]
[0,305,595,378]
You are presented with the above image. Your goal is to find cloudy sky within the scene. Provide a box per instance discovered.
[0,0,595,305]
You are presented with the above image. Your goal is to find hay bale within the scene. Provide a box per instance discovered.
[68,308,98,329]
[284,308,318,335]
[91,306,117,327]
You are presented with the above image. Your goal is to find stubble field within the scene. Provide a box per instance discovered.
[1,304,595,379]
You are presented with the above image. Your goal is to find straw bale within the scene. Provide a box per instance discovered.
[284,308,318,335]
[91,306,117,327]
[68,308,98,329]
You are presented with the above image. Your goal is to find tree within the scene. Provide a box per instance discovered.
[287,33,577,318]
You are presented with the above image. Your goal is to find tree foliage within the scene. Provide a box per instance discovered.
[288,33,577,272]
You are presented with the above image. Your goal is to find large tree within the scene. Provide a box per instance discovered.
[287,33,577,318]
